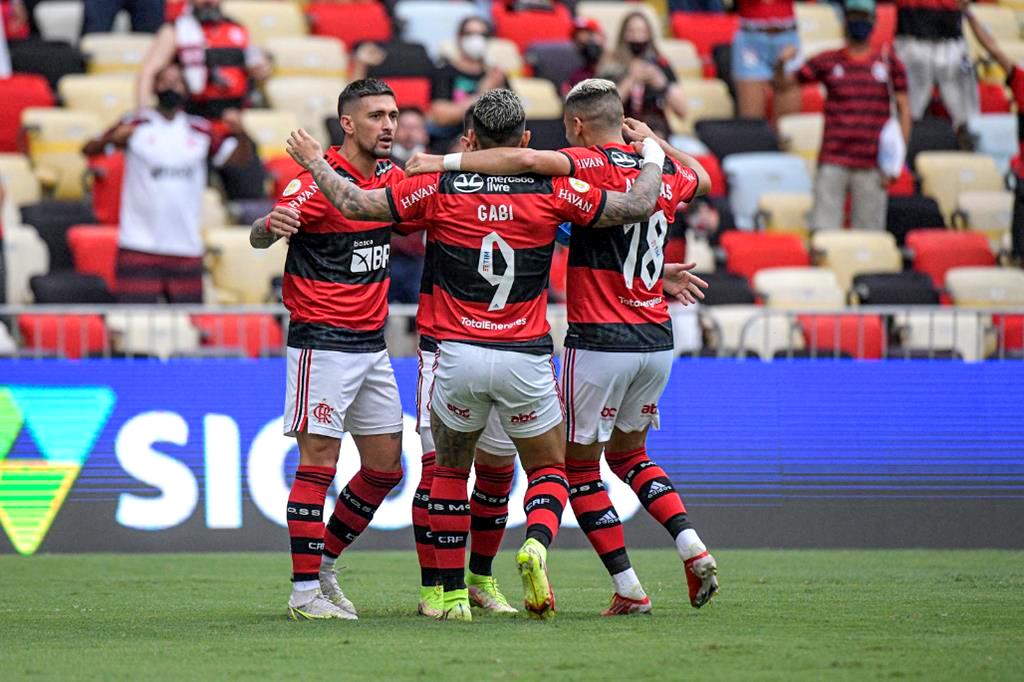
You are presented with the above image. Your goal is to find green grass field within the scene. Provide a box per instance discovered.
[2,549,1022,680]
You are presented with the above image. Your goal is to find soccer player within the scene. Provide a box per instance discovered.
[404,78,719,615]
[284,88,667,620]
[249,79,409,621]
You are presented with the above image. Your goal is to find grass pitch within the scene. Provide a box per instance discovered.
[1,549,1022,681]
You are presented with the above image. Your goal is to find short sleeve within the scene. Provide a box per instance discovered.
[551,176,607,228]
[274,171,328,226]
[558,146,608,183]
[670,160,700,207]
[796,54,827,85]
[386,172,441,223]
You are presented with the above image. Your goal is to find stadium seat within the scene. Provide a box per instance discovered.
[777,113,823,167]
[79,33,155,74]
[795,3,843,43]
[915,152,1004,222]
[240,109,300,160]
[265,36,348,78]
[491,2,574,53]
[526,41,583,90]
[702,305,804,358]
[204,226,287,304]
[439,38,525,78]
[66,225,119,291]
[798,83,826,115]
[264,157,304,201]
[0,154,43,207]
[801,38,845,60]
[753,267,845,309]
[966,113,1017,174]
[952,190,1013,248]
[964,5,1019,58]
[365,42,435,79]
[660,39,702,79]
[0,324,16,357]
[905,118,958,170]
[0,74,55,153]
[380,77,433,112]
[526,118,568,152]
[755,192,813,238]
[86,151,125,225]
[8,39,87,91]
[695,119,779,160]
[798,314,885,360]
[695,272,755,305]
[906,229,996,289]
[576,2,662,44]
[201,188,230,229]
[945,266,1024,306]
[30,272,113,303]
[720,231,810,283]
[2,226,50,304]
[191,314,285,358]
[711,43,733,86]
[978,81,1011,114]
[670,12,738,60]
[396,1,482,61]
[57,74,135,128]
[667,78,734,134]
[887,166,916,197]
[105,310,202,359]
[894,310,995,361]
[722,152,812,229]
[510,78,562,119]
[18,314,109,359]
[20,200,97,271]
[307,2,392,47]
[221,1,307,46]
[693,152,725,198]
[851,271,939,305]
[811,230,902,294]
[33,1,84,44]
[886,194,945,245]
[265,77,346,145]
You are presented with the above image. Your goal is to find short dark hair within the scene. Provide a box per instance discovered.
[471,89,525,149]
[564,78,624,131]
[458,16,490,37]
[337,78,396,117]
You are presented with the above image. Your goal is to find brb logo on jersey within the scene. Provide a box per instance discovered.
[350,240,390,274]
[453,173,485,193]
[608,150,640,169]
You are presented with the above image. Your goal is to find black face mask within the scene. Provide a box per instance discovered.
[157,88,186,111]
[846,19,874,44]
[626,40,649,57]
[194,6,223,24]
[580,41,602,65]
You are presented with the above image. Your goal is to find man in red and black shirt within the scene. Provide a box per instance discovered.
[249,80,406,622]
[284,88,666,621]
[775,0,911,231]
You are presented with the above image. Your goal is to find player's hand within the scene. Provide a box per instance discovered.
[663,261,708,306]
[286,129,324,171]
[622,117,658,143]
[404,152,444,176]
[265,207,301,240]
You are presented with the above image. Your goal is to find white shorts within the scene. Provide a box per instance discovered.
[431,341,564,442]
[561,348,673,445]
[417,345,518,457]
[284,347,403,438]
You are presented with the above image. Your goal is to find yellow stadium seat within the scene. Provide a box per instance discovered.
[240,109,301,160]
[946,266,1024,306]
[439,38,525,78]
[667,78,734,134]
[660,39,702,79]
[953,189,1013,248]
[811,230,902,293]
[753,266,845,309]
[265,77,346,146]
[978,39,1024,83]
[33,1,83,45]
[576,1,663,41]
[777,113,823,166]
[80,33,155,74]
[0,154,42,206]
[802,39,845,60]
[510,78,562,119]
[756,191,813,240]
[795,4,843,43]
[221,0,307,46]
[204,226,288,304]
[105,311,202,359]
[265,36,348,78]
[965,5,1020,59]
[702,305,805,358]
[201,188,230,230]
[915,152,1005,222]
[895,311,995,361]
[3,225,49,304]
[58,74,136,128]
[21,107,102,200]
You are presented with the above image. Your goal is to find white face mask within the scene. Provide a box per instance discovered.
[460,34,488,61]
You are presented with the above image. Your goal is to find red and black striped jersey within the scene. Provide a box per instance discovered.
[416,234,439,352]
[275,146,404,352]
[560,143,699,352]
[387,170,607,354]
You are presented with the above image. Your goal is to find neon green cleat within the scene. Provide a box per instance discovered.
[440,588,473,621]
[516,538,556,620]
[417,584,444,618]
[467,572,518,613]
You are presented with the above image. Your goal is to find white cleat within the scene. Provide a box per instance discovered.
[320,569,358,617]
[684,550,719,609]
[287,591,357,620]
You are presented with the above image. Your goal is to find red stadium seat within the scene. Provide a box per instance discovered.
[664,237,686,265]
[979,82,1011,114]
[264,156,304,198]
[383,77,432,112]
[720,232,809,283]
[0,74,55,152]
[887,166,915,196]
[798,314,884,360]
[992,314,1024,352]
[905,229,995,289]
[18,314,108,359]
[694,153,725,198]
[799,84,825,114]
[492,2,573,52]
[87,152,125,225]
[869,3,896,50]
[166,0,187,21]
[191,314,284,358]
[671,12,738,59]
[307,2,392,47]
[67,225,119,291]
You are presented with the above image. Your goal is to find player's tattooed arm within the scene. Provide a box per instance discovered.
[430,411,483,470]
[404,148,572,177]
[286,128,392,222]
[592,160,662,228]
[249,207,301,248]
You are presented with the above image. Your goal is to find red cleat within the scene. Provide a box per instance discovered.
[684,550,719,608]
[601,593,652,616]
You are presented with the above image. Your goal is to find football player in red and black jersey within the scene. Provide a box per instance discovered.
[249,79,408,621]
[284,88,667,621]
[404,78,719,615]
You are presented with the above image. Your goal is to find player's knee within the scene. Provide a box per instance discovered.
[606,427,648,454]
[355,432,404,472]
[297,432,341,467]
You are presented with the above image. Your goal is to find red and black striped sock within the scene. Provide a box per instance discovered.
[566,457,631,575]
[429,465,471,591]
[413,451,440,587]
[468,462,514,576]
[606,448,693,540]
[524,465,569,548]
[323,467,403,559]
[287,465,335,586]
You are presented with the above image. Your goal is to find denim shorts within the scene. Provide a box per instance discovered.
[732,27,800,81]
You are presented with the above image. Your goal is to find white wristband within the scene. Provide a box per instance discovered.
[442,153,463,172]
[641,137,665,170]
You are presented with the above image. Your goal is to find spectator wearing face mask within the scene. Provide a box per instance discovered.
[563,17,605,95]
[391,107,429,167]
[427,16,508,153]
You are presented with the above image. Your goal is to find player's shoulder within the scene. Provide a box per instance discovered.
[277,168,319,206]
[376,159,403,183]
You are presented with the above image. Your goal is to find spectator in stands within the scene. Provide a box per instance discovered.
[895,0,976,140]
[775,0,910,231]
[598,11,686,138]
[82,63,247,303]
[428,16,508,153]
[135,0,268,199]
[83,0,165,35]
[562,17,605,95]
[670,0,725,11]
[391,107,429,167]
[1,0,26,76]
[732,0,801,120]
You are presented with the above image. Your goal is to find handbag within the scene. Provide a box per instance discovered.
[877,46,906,178]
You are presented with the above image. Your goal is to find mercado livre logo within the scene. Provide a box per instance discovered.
[0,386,115,555]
